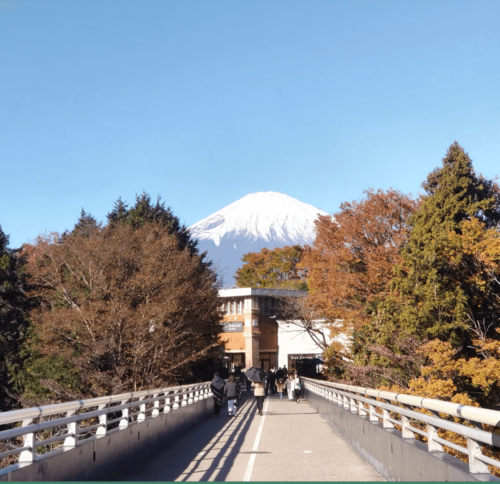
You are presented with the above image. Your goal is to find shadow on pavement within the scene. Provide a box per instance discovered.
[118,396,259,481]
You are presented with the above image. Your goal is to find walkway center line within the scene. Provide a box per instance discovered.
[243,397,269,482]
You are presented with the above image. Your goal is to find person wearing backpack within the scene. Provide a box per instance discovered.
[225,374,241,417]
[210,371,226,416]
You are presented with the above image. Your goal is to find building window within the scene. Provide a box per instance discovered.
[238,300,242,314]
[232,301,236,315]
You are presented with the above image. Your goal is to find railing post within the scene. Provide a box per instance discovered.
[97,404,108,437]
[137,396,146,422]
[188,391,194,405]
[426,424,443,452]
[194,389,199,403]
[343,395,350,410]
[467,438,490,473]
[369,404,379,423]
[18,418,35,463]
[350,397,358,413]
[120,400,130,429]
[181,393,188,407]
[359,400,367,417]
[64,410,77,449]
[401,415,415,439]
[152,395,160,417]
[173,395,180,410]
[165,397,171,412]
[382,408,394,429]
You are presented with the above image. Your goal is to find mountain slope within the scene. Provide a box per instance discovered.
[189,192,328,286]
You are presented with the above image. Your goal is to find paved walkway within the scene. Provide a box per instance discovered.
[120,394,384,482]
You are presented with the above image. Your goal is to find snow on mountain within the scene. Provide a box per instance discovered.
[189,192,329,286]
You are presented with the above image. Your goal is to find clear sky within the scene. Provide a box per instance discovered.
[1,0,499,248]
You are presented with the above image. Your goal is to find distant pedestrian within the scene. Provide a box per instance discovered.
[266,370,276,396]
[225,374,241,418]
[276,378,286,401]
[291,372,301,403]
[211,371,226,416]
[252,381,266,416]
[282,365,288,378]
[286,377,294,401]
[276,367,284,380]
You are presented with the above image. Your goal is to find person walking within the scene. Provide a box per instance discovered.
[291,372,301,403]
[276,378,286,401]
[267,370,276,396]
[210,371,226,417]
[225,374,241,418]
[282,365,288,378]
[286,376,294,401]
[252,381,266,416]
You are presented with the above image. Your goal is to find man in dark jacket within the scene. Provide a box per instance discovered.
[266,370,276,396]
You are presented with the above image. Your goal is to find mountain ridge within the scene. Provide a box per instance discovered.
[189,192,328,286]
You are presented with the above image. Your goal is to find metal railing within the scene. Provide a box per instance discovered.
[0,382,212,474]
[302,377,500,474]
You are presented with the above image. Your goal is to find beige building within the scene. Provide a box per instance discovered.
[219,288,308,371]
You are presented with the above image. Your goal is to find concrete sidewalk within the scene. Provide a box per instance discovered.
[120,394,384,481]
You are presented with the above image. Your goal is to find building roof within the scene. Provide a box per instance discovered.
[218,287,308,298]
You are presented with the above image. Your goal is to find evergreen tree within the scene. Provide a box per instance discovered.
[107,193,198,255]
[106,197,129,226]
[393,142,500,345]
[0,225,30,410]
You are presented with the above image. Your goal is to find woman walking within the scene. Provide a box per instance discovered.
[210,371,225,417]
[291,372,301,403]
[225,374,241,417]
[252,381,266,416]
[286,376,294,401]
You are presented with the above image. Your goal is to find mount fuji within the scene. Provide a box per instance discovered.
[189,192,329,286]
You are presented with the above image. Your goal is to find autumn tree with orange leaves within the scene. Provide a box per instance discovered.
[303,188,418,340]
[235,245,307,290]
[15,195,223,399]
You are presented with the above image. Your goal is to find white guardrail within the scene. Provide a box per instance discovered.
[0,382,212,473]
[302,377,500,474]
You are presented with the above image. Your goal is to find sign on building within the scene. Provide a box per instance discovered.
[222,321,244,332]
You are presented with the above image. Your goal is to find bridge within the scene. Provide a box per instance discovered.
[1,378,500,481]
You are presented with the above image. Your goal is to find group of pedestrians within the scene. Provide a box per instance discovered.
[210,368,302,419]
[210,372,241,417]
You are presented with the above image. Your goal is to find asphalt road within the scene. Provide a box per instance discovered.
[120,393,384,481]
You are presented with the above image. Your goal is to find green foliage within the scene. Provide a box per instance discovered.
[107,192,199,256]
[235,245,307,289]
[392,142,500,345]
[9,326,81,400]
[0,224,31,410]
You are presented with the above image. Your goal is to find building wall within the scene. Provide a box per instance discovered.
[218,289,318,371]
[277,320,324,370]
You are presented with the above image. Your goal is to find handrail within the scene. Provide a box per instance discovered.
[301,377,500,475]
[0,381,213,474]
[302,378,500,427]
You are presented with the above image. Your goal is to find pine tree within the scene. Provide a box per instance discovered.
[394,142,500,345]
[0,225,30,410]
[107,193,198,255]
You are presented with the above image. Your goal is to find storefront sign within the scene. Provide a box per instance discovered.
[289,354,318,360]
[222,321,243,332]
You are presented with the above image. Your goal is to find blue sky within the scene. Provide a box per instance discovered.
[1,0,499,248]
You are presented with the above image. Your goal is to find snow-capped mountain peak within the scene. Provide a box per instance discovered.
[189,192,328,285]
